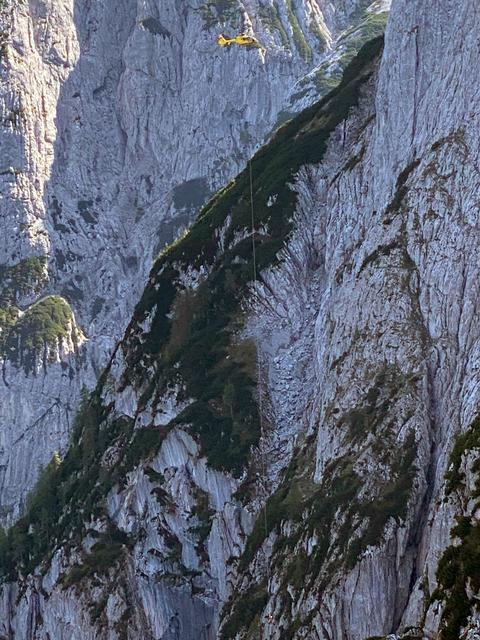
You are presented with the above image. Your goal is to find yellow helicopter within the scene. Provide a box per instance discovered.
[217,32,265,51]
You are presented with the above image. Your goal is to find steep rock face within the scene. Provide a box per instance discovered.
[223,1,480,638]
[4,0,480,638]
[0,38,385,638]
[0,0,388,524]
[0,291,86,526]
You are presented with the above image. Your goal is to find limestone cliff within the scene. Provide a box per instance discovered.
[0,0,388,524]
[3,0,480,639]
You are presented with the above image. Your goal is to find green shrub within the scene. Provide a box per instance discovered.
[62,524,133,589]
[5,295,77,373]
[220,580,268,640]
[0,256,49,355]
[0,394,134,579]
[445,415,480,493]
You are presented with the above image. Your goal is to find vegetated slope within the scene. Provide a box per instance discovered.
[0,38,385,639]
[2,0,479,636]
[0,0,389,527]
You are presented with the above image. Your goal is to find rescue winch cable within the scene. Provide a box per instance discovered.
[249,158,272,623]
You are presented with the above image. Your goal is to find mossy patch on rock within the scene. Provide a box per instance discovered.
[5,295,81,373]
[0,256,49,354]
[220,580,268,640]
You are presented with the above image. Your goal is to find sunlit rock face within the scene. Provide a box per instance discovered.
[223,0,480,637]
[0,0,387,526]
[13,0,480,638]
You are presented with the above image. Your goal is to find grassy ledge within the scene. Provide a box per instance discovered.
[5,295,78,374]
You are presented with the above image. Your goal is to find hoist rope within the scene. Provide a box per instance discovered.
[249,159,271,592]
